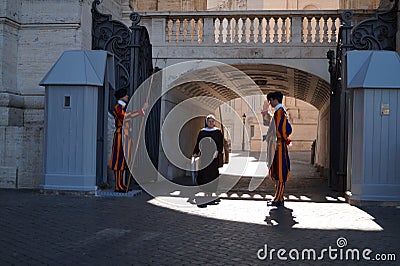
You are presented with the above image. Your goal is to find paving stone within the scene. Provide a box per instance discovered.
[0,154,399,265]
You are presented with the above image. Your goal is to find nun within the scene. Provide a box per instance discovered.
[192,114,224,207]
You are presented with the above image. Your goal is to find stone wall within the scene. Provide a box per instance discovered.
[340,0,379,9]
[0,0,124,189]
[314,101,330,174]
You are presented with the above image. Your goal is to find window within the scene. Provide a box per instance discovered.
[64,96,71,108]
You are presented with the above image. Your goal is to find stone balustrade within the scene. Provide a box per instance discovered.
[137,10,375,46]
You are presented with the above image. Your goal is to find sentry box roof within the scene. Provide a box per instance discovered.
[347,50,400,89]
[40,50,113,86]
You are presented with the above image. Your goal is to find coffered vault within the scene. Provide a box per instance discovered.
[168,64,330,110]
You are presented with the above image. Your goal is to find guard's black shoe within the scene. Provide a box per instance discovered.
[208,200,219,205]
[267,201,283,207]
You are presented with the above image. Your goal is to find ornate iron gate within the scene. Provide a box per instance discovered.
[91,0,161,169]
[327,0,398,191]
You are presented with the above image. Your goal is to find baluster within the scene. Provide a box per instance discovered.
[268,17,273,43]
[214,18,220,43]
[175,19,181,42]
[307,17,313,43]
[167,19,173,43]
[244,18,250,43]
[197,18,203,43]
[248,17,253,43]
[190,19,195,43]
[257,17,262,43]
[172,19,178,42]
[237,18,244,43]
[301,17,307,43]
[315,17,320,43]
[283,17,289,43]
[261,17,267,43]
[187,19,195,43]
[323,17,329,43]
[251,18,258,43]
[171,19,176,42]
[285,17,291,43]
[326,17,332,43]
[226,18,232,43]
[278,17,283,43]
[182,19,188,42]
[334,17,340,43]
[230,18,236,43]
[223,18,229,43]
[273,18,279,43]
[258,17,263,43]
[249,17,254,43]
[219,18,224,43]
[329,18,335,43]
[266,17,272,43]
[195,19,200,43]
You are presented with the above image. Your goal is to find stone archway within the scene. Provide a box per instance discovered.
[157,62,331,180]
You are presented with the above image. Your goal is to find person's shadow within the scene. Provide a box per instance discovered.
[265,206,298,229]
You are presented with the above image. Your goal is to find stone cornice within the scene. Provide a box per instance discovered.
[0,17,20,29]
[20,23,81,30]
[0,17,80,30]
[0,93,24,109]
[0,93,44,109]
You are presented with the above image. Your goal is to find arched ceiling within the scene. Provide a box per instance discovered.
[168,64,330,110]
[235,64,331,110]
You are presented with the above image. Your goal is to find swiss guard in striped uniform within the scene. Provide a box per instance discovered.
[267,91,292,207]
[109,89,147,193]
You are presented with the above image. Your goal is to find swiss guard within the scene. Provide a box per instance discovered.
[109,88,147,193]
[267,91,292,207]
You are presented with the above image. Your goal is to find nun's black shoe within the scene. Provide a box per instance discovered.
[197,204,207,208]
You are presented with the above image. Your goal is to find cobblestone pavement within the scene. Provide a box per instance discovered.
[1,152,399,265]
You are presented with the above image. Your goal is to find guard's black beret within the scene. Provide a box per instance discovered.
[114,89,127,99]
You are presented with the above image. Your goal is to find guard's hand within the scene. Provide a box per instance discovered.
[142,102,149,111]
[263,100,269,110]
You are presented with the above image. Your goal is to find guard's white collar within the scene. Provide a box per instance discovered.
[275,103,284,111]
[118,100,126,107]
